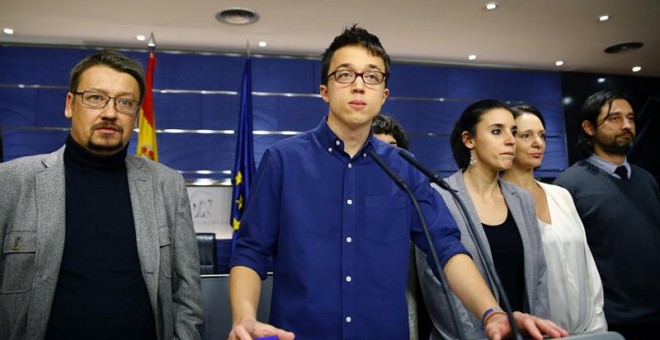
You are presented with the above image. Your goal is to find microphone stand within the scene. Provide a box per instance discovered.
[399,150,523,340]
[368,150,467,340]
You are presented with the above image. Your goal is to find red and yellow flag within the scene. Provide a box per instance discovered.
[136,48,158,161]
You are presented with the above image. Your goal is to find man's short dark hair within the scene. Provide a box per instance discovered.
[372,115,409,150]
[320,24,391,86]
[577,89,635,159]
[69,50,146,102]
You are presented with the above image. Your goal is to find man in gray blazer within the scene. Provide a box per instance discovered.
[0,50,203,340]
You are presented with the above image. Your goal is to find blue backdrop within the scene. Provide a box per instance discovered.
[0,45,567,179]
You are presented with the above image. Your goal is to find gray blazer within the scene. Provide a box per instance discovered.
[0,146,203,340]
[416,170,549,339]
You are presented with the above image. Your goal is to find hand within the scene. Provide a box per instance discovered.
[228,319,295,340]
[484,311,568,340]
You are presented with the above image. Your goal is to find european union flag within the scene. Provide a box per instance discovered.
[230,58,255,253]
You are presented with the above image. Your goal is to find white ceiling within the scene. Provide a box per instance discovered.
[1,0,659,76]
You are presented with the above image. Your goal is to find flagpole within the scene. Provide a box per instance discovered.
[136,32,159,161]
[230,44,255,253]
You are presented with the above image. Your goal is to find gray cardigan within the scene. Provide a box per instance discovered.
[416,170,549,339]
[0,146,203,340]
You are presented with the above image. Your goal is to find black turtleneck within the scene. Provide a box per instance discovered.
[45,136,156,340]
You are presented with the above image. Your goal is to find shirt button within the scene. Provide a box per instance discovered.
[346,276,352,282]
[363,153,367,158]
[328,147,332,152]
[347,199,353,205]
[335,140,341,146]
[346,236,352,243]
[346,316,352,323]
[348,163,352,168]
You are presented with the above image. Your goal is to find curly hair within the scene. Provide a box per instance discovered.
[372,115,409,150]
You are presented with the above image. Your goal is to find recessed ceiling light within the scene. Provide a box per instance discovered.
[258,41,267,47]
[3,28,14,35]
[485,2,498,10]
[136,35,146,41]
[597,78,606,83]
[632,66,642,72]
[598,14,610,22]
[604,42,643,54]
[555,60,564,66]
[216,7,259,25]
[468,54,477,60]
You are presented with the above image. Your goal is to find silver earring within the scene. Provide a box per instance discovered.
[469,150,477,166]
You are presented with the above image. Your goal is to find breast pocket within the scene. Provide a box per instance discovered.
[158,226,172,278]
[1,231,37,293]
[365,195,410,244]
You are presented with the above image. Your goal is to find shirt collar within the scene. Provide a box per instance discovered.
[313,116,374,160]
[586,153,631,179]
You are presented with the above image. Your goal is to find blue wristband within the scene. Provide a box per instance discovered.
[481,307,505,329]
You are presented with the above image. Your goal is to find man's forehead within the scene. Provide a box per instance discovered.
[600,99,634,115]
[330,46,385,70]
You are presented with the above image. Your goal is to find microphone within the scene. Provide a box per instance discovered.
[398,150,522,340]
[367,150,467,340]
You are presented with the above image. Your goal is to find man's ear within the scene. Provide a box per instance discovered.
[64,92,74,119]
[581,120,595,136]
[319,84,329,103]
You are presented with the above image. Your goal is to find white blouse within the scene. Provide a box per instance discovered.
[537,181,607,333]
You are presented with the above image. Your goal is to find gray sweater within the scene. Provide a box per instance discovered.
[554,160,660,325]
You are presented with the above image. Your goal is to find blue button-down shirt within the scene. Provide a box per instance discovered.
[230,118,468,339]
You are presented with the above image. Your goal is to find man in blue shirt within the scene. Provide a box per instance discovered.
[228,25,567,340]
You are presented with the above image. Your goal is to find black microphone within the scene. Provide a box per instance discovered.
[367,150,467,340]
[399,150,523,340]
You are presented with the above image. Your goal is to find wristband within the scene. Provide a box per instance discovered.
[481,307,506,329]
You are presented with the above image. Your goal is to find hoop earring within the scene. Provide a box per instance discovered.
[469,149,477,167]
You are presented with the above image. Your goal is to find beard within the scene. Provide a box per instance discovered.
[593,129,635,155]
[87,138,124,153]
[86,123,126,154]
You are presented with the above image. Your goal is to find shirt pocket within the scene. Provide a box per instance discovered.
[365,195,409,244]
[1,231,37,293]
[159,226,172,278]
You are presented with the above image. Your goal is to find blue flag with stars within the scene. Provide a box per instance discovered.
[230,58,255,253]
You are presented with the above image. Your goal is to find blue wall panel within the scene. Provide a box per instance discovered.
[0,45,567,179]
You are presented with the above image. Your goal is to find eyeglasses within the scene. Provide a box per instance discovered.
[325,70,387,85]
[73,91,141,115]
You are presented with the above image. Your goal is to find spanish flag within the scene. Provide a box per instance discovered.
[136,45,158,161]
[230,57,255,252]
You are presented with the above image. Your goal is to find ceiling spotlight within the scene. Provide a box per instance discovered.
[468,54,477,60]
[136,35,146,41]
[3,28,14,35]
[598,14,610,22]
[605,42,643,54]
[632,66,642,73]
[258,41,267,47]
[485,2,498,10]
[555,60,564,66]
[216,7,259,25]
[597,78,606,83]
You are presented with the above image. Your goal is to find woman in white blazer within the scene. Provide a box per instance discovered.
[501,105,606,333]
